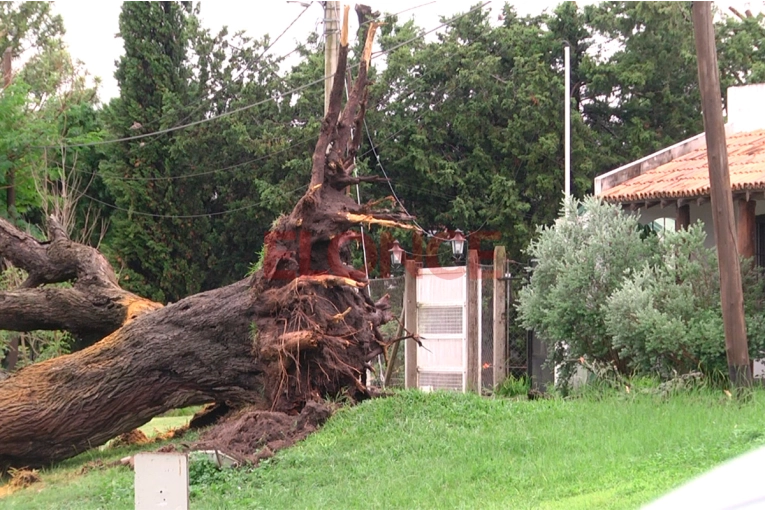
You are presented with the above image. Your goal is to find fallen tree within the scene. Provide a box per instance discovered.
[0,9,407,471]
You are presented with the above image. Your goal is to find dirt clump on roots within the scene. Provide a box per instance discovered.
[193,401,333,464]
[0,467,41,498]
[109,428,149,448]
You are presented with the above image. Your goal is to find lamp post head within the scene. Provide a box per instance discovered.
[451,229,466,259]
[389,240,404,266]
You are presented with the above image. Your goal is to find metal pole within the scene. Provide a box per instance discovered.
[2,47,19,372]
[564,44,571,198]
[324,1,340,117]
[3,48,14,224]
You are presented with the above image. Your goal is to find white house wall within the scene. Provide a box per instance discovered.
[630,200,765,248]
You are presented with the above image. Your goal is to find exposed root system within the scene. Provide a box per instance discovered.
[193,401,333,465]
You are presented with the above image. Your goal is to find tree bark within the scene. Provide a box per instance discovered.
[0,280,258,469]
[0,216,161,344]
[0,9,406,470]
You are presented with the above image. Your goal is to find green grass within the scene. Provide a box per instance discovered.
[137,416,191,438]
[3,390,765,509]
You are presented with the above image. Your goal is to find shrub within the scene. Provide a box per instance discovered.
[517,196,765,383]
[517,196,655,378]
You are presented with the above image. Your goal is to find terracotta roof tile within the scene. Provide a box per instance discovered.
[600,129,765,202]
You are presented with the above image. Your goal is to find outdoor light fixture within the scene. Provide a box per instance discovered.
[451,229,466,259]
[389,240,404,266]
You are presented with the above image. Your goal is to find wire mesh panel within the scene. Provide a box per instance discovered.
[419,371,463,391]
[367,277,404,319]
[419,306,463,335]
[480,265,494,391]
[367,277,404,387]
[508,275,529,378]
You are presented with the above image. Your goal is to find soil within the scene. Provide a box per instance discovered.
[110,429,149,448]
[193,401,333,464]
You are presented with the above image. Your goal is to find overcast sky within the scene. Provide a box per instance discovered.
[52,1,765,102]
[49,1,584,101]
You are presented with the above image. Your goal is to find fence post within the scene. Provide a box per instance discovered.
[493,246,508,388]
[466,250,480,393]
[383,309,404,387]
[404,260,418,389]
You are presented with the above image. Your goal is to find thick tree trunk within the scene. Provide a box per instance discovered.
[0,6,405,471]
[0,280,257,469]
[0,216,161,344]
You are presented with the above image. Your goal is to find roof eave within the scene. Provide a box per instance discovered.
[595,132,710,196]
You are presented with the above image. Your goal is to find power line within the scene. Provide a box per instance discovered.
[117,4,316,136]
[80,183,309,220]
[69,78,444,185]
[75,79,437,183]
[363,114,490,240]
[258,3,313,60]
[43,2,490,150]
[74,135,314,182]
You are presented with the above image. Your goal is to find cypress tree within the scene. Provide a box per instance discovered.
[102,2,211,303]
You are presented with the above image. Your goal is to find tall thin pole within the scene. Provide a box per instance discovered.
[3,48,15,224]
[324,1,340,117]
[2,47,18,372]
[692,2,751,387]
[564,44,571,198]
[492,246,508,388]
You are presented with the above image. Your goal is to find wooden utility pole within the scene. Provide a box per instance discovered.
[2,47,14,225]
[692,2,752,387]
[324,1,340,116]
[492,246,508,388]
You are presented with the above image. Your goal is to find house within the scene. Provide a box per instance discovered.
[594,84,765,265]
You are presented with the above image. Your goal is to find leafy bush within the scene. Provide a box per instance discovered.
[517,196,765,383]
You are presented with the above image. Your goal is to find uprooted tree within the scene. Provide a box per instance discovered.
[0,9,410,471]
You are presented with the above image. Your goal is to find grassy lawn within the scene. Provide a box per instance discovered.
[2,390,765,509]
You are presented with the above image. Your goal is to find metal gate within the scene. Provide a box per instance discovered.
[415,266,472,391]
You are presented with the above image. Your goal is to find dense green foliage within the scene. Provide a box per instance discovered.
[99,3,319,301]
[3,1,765,319]
[0,1,98,223]
[518,197,765,381]
[5,390,765,508]
[100,2,205,302]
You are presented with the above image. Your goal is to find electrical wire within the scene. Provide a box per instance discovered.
[73,135,314,182]
[79,183,308,220]
[39,2,490,150]
[112,3,316,136]
[362,117,490,241]
[80,79,442,183]
[258,3,312,60]
[65,3,492,221]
